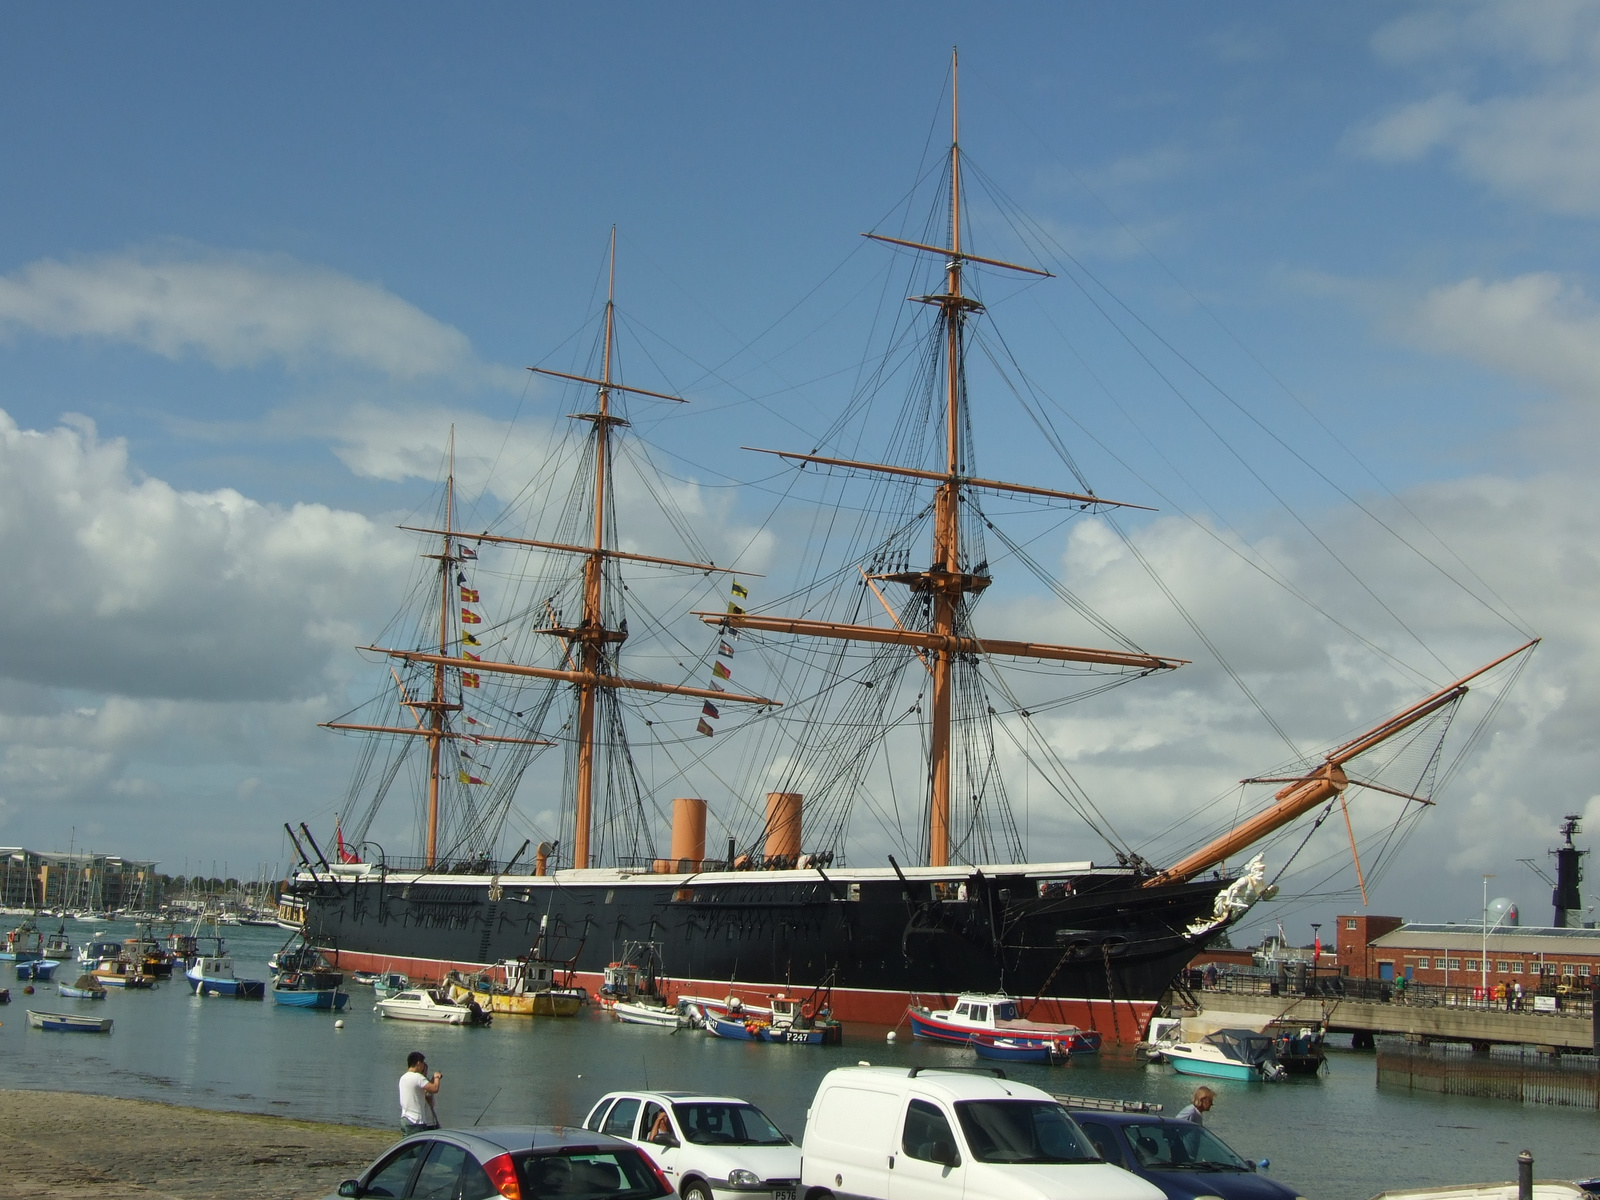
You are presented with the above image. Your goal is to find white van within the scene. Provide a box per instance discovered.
[800,1066,1164,1200]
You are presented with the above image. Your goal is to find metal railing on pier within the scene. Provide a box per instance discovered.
[1189,968,1595,1020]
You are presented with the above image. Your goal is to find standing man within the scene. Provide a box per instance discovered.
[1176,1086,1214,1124]
[399,1051,442,1136]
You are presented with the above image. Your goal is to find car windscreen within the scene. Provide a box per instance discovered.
[671,1102,788,1146]
[1121,1121,1251,1171]
[953,1101,1099,1164]
[515,1147,667,1199]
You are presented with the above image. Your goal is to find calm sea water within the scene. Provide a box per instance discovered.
[4,920,1596,1199]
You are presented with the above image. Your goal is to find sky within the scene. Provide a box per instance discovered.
[2,3,1599,941]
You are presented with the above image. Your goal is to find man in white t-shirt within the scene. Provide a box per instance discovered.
[399,1050,442,1136]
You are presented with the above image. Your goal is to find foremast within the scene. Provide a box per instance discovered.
[367,230,779,869]
[704,49,1183,867]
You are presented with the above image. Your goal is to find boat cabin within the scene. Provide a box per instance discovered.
[935,994,1022,1029]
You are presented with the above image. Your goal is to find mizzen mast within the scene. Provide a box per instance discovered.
[704,48,1180,868]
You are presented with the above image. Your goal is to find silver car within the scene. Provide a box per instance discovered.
[326,1125,672,1199]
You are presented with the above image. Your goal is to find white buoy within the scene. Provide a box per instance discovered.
[886,1031,897,1043]
[334,1019,345,1029]
[857,1060,872,1067]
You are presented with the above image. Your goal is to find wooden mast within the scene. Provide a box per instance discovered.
[368,228,777,872]
[703,48,1181,869]
[424,431,456,868]
[568,229,621,869]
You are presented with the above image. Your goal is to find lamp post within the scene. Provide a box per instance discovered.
[1311,922,1322,983]
[1482,875,1494,999]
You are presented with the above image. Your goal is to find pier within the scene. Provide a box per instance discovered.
[1174,977,1598,1051]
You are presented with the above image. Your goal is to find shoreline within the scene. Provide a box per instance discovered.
[0,1088,394,1199]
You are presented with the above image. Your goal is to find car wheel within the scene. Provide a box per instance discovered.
[805,1191,835,1200]
[682,1181,714,1200]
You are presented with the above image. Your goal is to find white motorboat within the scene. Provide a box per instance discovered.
[611,997,695,1028]
[374,987,489,1025]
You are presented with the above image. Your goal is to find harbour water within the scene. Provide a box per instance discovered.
[5,920,1597,1199]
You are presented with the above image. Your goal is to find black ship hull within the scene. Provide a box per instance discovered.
[293,859,1233,1041]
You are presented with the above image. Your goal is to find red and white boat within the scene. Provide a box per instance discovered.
[907,993,1102,1053]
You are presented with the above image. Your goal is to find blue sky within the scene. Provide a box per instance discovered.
[2,4,1598,938]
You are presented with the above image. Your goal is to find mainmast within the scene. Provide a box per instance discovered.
[569,227,623,871]
[707,49,1183,868]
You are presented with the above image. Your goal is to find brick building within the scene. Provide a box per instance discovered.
[1335,912,1600,991]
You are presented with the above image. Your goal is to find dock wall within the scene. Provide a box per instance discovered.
[1377,1044,1600,1108]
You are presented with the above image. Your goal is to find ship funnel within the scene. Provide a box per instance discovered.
[765,792,802,864]
[669,797,707,872]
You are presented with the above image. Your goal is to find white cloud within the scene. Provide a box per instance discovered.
[0,408,412,702]
[1354,5,1600,215]
[0,246,509,382]
[1408,272,1600,400]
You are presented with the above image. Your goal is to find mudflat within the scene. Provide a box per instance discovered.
[0,1089,394,1199]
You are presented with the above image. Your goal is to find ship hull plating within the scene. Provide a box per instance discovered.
[295,863,1227,1041]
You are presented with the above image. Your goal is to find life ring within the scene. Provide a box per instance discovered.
[800,1002,816,1020]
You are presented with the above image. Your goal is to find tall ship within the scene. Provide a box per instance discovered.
[289,56,1534,1037]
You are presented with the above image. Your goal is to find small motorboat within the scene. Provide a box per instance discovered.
[906,993,1102,1053]
[15,958,61,981]
[375,987,490,1025]
[58,974,109,1000]
[969,1032,1068,1064]
[1134,1015,1183,1064]
[1268,1022,1328,1076]
[186,954,266,999]
[1163,1028,1286,1082]
[373,972,411,999]
[27,1009,113,1033]
[703,993,842,1044]
[77,939,123,967]
[271,969,348,1010]
[613,996,697,1029]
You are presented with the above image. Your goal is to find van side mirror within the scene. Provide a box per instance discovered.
[930,1141,961,1167]
[337,1181,364,1198]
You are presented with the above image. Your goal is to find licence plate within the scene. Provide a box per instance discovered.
[772,1191,795,1200]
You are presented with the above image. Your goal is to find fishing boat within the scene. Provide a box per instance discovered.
[121,926,175,978]
[1163,1028,1286,1082]
[271,968,348,1010]
[14,958,60,981]
[91,959,155,989]
[43,925,72,959]
[373,971,410,999]
[703,993,841,1045]
[286,54,1539,1038]
[908,993,1101,1054]
[1,920,42,963]
[27,1009,112,1033]
[186,953,267,999]
[968,1033,1069,1065]
[445,957,582,1017]
[374,987,489,1025]
[58,974,108,1000]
